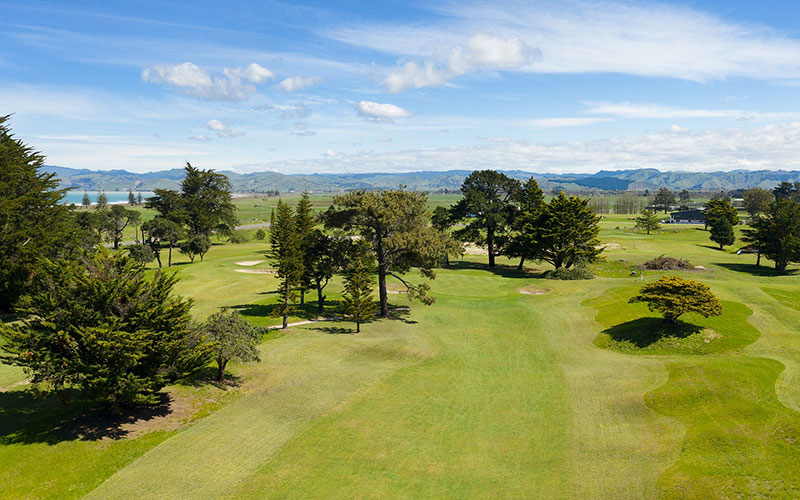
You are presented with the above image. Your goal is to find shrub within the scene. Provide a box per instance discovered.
[641,255,692,270]
[229,230,249,244]
[255,228,266,240]
[629,275,722,322]
[542,262,595,280]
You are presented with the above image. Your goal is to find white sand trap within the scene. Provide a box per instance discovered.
[234,268,275,274]
[463,243,489,256]
[596,242,623,250]
[235,260,266,266]
[519,286,551,296]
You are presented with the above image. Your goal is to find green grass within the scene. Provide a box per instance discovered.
[589,286,760,355]
[3,207,800,498]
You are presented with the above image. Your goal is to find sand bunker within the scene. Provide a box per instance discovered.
[463,243,489,256]
[235,260,266,266]
[234,268,275,274]
[596,242,623,251]
[386,283,407,294]
[518,286,551,296]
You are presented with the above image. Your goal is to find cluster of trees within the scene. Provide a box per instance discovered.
[1,116,262,405]
[133,163,238,267]
[268,190,459,328]
[448,170,602,270]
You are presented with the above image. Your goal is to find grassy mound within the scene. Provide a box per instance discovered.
[646,357,800,499]
[587,286,759,355]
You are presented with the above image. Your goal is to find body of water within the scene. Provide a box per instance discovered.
[63,190,154,205]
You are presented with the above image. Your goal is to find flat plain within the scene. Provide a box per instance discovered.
[2,203,800,499]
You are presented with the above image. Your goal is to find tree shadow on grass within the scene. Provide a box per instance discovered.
[697,244,725,251]
[231,301,342,321]
[0,390,172,445]
[715,262,798,277]
[313,326,354,335]
[602,317,703,348]
[175,366,243,389]
[448,260,534,279]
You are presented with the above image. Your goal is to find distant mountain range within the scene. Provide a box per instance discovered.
[45,165,800,193]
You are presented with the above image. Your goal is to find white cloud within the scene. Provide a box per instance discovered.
[375,136,392,142]
[584,101,800,120]
[276,75,321,92]
[188,134,212,142]
[519,117,615,128]
[205,119,245,138]
[328,0,800,84]
[142,62,273,100]
[323,149,336,157]
[358,101,412,121]
[384,34,540,92]
[244,122,800,174]
[667,125,690,134]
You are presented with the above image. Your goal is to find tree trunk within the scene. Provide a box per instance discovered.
[216,358,228,381]
[317,283,325,313]
[356,319,361,333]
[168,244,173,267]
[377,238,389,317]
[154,247,162,268]
[517,257,525,270]
[282,314,288,329]
[487,226,495,268]
[756,251,761,267]
[300,288,305,305]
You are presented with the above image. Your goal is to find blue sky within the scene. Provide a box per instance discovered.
[4,0,800,174]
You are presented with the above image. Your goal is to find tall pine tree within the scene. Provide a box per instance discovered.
[295,191,315,305]
[342,250,376,333]
[269,200,304,328]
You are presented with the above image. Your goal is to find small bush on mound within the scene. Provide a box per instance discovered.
[641,255,692,270]
[542,263,594,280]
[255,228,266,240]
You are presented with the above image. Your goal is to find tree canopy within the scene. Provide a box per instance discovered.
[635,209,661,235]
[324,189,457,317]
[629,275,722,322]
[0,250,205,406]
[0,115,77,312]
[521,192,602,269]
[199,309,260,381]
[653,188,676,213]
[742,188,774,217]
[749,198,800,272]
[449,170,521,267]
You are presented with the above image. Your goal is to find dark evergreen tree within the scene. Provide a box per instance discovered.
[506,177,545,269]
[128,190,136,205]
[295,191,315,305]
[652,187,676,213]
[709,217,735,249]
[341,250,376,333]
[269,200,304,328]
[0,115,77,312]
[180,163,237,237]
[749,198,800,272]
[0,250,205,406]
[82,191,92,208]
[96,191,108,210]
[524,192,602,269]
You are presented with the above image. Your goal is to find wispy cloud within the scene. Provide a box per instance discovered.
[518,117,615,128]
[326,0,800,84]
[584,101,800,120]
